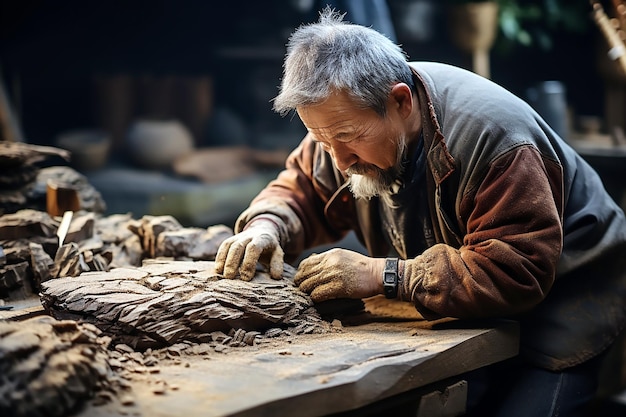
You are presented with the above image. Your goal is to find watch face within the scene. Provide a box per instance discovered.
[384,272,396,285]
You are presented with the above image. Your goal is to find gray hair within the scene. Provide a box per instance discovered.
[273,7,413,117]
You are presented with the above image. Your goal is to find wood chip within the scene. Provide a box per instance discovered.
[0,316,113,417]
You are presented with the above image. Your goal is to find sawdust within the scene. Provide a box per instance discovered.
[78,301,445,417]
[5,266,431,417]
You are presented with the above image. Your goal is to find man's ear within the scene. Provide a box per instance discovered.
[389,83,413,119]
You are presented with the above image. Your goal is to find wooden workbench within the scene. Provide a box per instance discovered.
[77,302,519,417]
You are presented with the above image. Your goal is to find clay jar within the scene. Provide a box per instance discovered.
[447,1,499,79]
[55,129,111,171]
[126,119,194,170]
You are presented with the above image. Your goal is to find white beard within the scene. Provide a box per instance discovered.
[348,174,390,200]
[346,134,407,201]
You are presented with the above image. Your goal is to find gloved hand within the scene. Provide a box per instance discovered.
[294,248,382,303]
[214,219,284,281]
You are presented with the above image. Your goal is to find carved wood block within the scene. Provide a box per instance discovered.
[40,260,332,350]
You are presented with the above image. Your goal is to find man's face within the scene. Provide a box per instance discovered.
[297,91,406,199]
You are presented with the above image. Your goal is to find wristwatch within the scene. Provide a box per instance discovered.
[383,258,399,299]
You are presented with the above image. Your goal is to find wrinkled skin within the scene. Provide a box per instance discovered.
[295,248,383,302]
[215,220,284,281]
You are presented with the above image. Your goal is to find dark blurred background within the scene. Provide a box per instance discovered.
[1,0,623,227]
[0,0,605,148]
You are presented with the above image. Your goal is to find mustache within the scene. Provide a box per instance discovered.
[345,164,373,176]
[345,135,408,178]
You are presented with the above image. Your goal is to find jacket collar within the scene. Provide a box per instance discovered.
[410,65,456,185]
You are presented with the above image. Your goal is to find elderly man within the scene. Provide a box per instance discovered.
[215,8,626,416]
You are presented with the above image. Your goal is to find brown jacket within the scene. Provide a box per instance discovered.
[236,62,626,371]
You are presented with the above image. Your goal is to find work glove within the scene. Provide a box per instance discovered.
[214,219,284,281]
[295,248,380,303]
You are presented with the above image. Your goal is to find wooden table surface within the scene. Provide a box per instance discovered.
[79,299,519,417]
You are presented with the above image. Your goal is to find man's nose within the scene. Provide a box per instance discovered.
[331,144,357,172]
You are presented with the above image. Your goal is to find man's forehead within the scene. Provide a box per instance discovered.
[298,108,358,136]
[297,95,372,123]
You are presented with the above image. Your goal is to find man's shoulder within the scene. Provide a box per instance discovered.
[408,61,473,76]
[408,61,494,100]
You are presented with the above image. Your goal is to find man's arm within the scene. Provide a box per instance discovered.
[215,135,346,278]
[400,146,563,319]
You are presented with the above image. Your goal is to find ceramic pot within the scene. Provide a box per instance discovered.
[448,1,499,79]
[55,129,111,171]
[126,119,194,170]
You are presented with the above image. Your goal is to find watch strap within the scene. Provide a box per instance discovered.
[383,258,399,299]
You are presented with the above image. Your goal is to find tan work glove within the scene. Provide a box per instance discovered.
[294,248,382,303]
[214,219,284,281]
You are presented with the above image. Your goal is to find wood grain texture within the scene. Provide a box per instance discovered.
[40,260,333,350]
[76,320,519,417]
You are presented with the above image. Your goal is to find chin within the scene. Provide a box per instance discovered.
[348,174,388,200]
